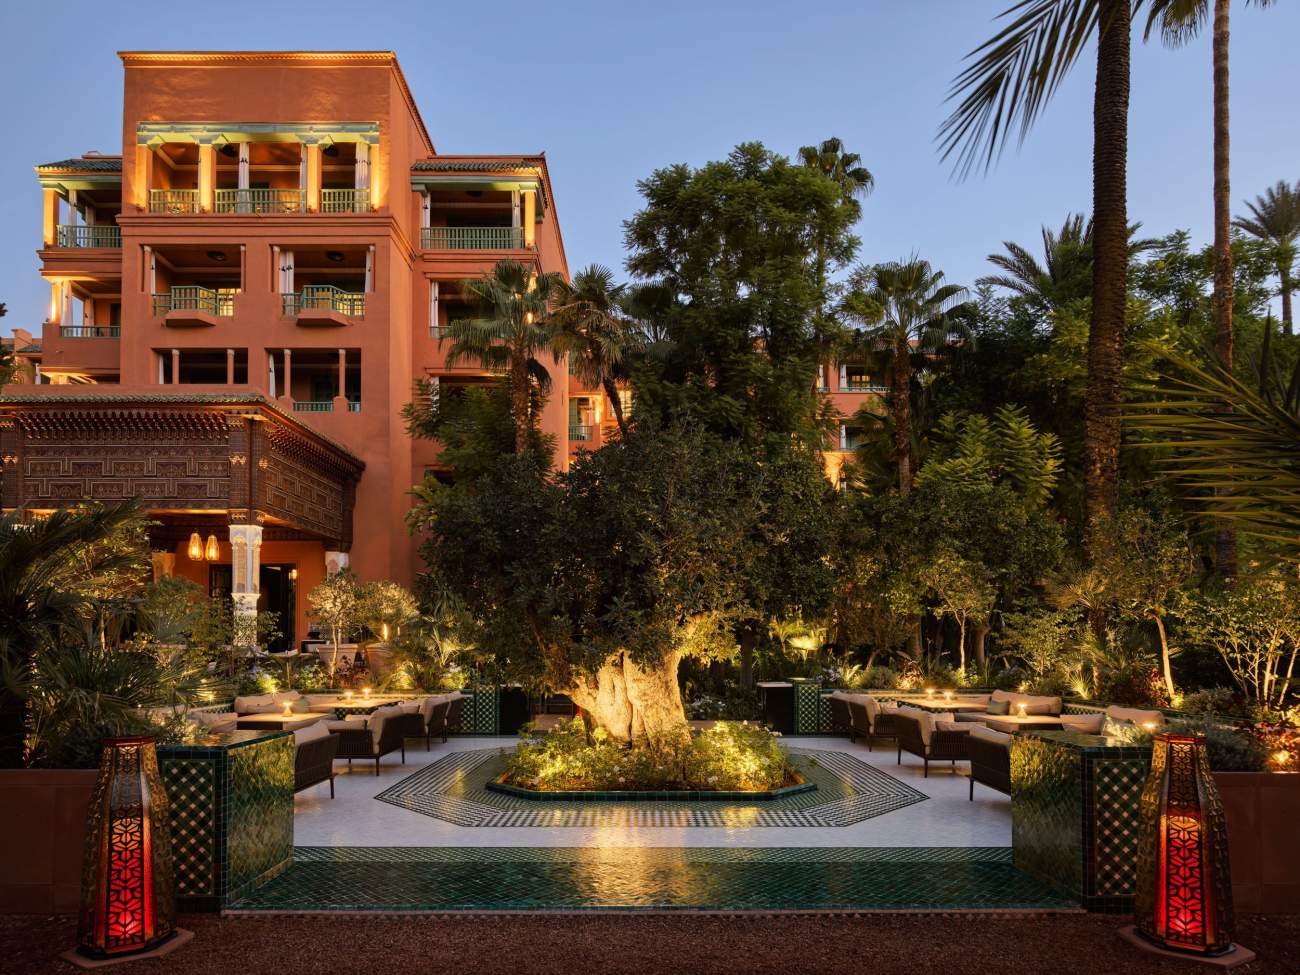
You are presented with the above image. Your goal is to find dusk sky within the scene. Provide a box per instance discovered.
[2,0,1298,334]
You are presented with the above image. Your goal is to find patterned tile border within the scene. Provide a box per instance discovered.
[227,846,1079,912]
[372,747,928,828]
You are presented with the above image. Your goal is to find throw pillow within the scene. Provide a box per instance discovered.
[986,698,1010,716]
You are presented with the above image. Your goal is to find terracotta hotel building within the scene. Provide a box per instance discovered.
[1,51,882,647]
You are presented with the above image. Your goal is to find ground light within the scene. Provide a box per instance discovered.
[63,736,193,968]
[1120,731,1255,969]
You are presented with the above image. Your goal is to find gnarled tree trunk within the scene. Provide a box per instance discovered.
[566,650,687,743]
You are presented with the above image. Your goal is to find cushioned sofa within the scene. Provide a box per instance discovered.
[292,722,340,797]
[829,692,899,750]
[893,705,971,776]
[397,694,458,749]
[966,725,1012,799]
[324,704,407,775]
[953,689,1063,723]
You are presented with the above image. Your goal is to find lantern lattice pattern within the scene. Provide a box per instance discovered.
[1135,732,1235,955]
[77,736,177,959]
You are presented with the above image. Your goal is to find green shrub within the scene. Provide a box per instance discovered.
[504,718,795,792]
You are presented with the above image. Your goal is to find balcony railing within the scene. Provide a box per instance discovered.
[293,400,361,413]
[214,188,306,214]
[283,285,366,318]
[152,286,236,317]
[841,381,889,394]
[55,225,121,248]
[148,189,202,214]
[320,188,372,213]
[59,325,120,338]
[421,226,524,250]
[569,424,593,442]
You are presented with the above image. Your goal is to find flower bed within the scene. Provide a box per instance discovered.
[498,718,804,794]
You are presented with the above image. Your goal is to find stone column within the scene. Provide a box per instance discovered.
[42,189,60,247]
[522,190,536,248]
[281,349,292,402]
[333,348,348,411]
[229,523,263,647]
[171,349,181,385]
[150,551,176,582]
[226,348,235,385]
[198,142,216,212]
[324,551,349,577]
[304,142,322,212]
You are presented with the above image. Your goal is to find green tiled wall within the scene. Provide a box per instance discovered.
[1011,732,1151,913]
[159,732,295,911]
[464,687,499,735]
[793,680,825,735]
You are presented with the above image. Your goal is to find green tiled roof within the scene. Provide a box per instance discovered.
[36,156,122,173]
[412,160,534,172]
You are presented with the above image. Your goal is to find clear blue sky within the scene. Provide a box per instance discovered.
[2,0,1297,334]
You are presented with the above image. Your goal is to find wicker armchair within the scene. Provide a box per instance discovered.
[446,694,465,734]
[425,699,451,746]
[294,730,339,798]
[894,708,970,777]
[966,726,1012,800]
[327,704,407,776]
[846,696,899,751]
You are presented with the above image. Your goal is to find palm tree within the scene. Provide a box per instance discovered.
[844,258,972,496]
[1146,0,1277,578]
[979,214,1157,313]
[939,0,1135,562]
[548,264,637,438]
[1235,180,1300,335]
[798,137,875,203]
[444,260,566,455]
[0,499,145,767]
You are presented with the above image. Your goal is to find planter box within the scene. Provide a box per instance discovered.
[1216,771,1300,914]
[0,768,97,913]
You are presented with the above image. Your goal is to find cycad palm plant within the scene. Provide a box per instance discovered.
[1235,180,1300,335]
[1127,337,1300,561]
[0,499,146,767]
[445,260,567,455]
[548,264,638,437]
[844,258,972,495]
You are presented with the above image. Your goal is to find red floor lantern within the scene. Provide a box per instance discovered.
[75,736,177,960]
[1135,732,1235,956]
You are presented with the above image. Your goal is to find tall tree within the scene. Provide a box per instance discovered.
[1147,0,1277,578]
[444,260,566,456]
[1234,181,1300,335]
[548,265,637,437]
[844,258,972,496]
[939,0,1133,565]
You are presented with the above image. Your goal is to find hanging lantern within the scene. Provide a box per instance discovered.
[204,534,219,561]
[75,737,178,960]
[1134,732,1236,956]
[186,533,202,561]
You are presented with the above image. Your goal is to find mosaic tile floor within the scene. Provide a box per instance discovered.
[372,747,928,828]
[227,846,1078,912]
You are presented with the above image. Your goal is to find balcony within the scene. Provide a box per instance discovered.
[55,225,121,248]
[569,424,593,442]
[214,188,306,214]
[320,189,372,213]
[841,382,889,394]
[292,400,361,414]
[59,325,120,338]
[422,227,524,250]
[148,189,201,214]
[152,286,236,327]
[283,285,365,326]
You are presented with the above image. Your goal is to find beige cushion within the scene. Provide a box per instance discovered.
[934,720,969,734]
[272,691,303,705]
[234,693,276,714]
[188,710,238,732]
[323,719,355,733]
[969,725,1012,745]
[366,704,404,754]
[244,702,284,715]
[1106,705,1165,728]
[1061,712,1105,734]
[304,694,338,706]
[991,690,1062,716]
[895,706,936,747]
[293,721,331,746]
[398,700,423,714]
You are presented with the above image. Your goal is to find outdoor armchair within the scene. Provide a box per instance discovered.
[966,725,1011,800]
[326,704,406,775]
[293,722,340,798]
[894,706,970,777]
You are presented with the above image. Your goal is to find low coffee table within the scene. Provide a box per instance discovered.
[235,713,323,732]
[982,714,1065,734]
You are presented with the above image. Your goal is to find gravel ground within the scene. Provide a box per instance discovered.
[4,912,1297,975]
